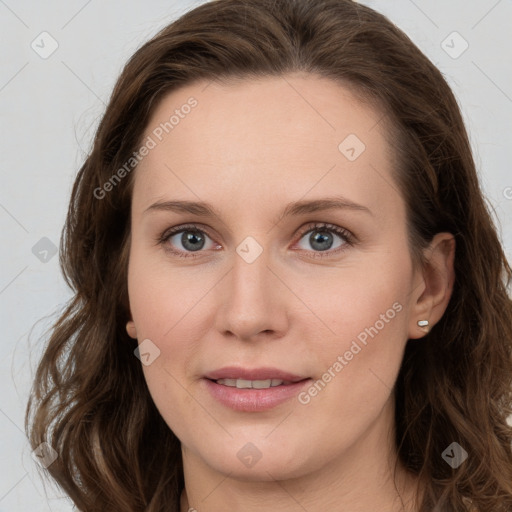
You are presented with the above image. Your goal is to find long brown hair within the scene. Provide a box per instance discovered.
[25,0,512,510]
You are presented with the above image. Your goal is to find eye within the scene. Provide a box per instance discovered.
[293,222,354,257]
[157,224,219,258]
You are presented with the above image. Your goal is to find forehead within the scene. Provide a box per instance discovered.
[132,73,398,218]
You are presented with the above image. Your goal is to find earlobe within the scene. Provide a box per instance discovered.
[126,320,138,339]
[408,233,456,339]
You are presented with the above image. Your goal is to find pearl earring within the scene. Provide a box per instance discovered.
[417,319,429,330]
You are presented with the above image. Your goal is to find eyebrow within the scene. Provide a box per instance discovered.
[143,196,373,223]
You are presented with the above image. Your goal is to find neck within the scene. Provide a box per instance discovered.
[180,464,420,512]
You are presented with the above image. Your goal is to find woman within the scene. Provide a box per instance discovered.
[25,0,512,511]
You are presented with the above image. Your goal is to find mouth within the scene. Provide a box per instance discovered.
[203,366,311,411]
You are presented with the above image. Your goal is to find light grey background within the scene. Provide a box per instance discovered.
[1,0,511,509]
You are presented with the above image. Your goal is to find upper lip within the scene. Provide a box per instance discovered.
[204,366,308,383]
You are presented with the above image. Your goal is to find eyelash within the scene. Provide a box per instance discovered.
[156,222,355,260]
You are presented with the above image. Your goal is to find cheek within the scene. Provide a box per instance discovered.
[127,247,216,413]
[296,253,412,409]
[309,254,411,348]
[127,241,215,341]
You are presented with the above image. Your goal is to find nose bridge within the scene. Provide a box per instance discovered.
[230,239,273,310]
[216,235,287,339]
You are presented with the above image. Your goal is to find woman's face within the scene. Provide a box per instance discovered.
[127,73,427,481]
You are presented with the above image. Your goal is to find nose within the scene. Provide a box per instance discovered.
[214,246,289,342]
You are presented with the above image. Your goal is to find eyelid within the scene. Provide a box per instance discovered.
[158,222,217,244]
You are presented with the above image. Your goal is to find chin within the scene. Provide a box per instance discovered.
[188,435,318,482]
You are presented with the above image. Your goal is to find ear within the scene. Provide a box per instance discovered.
[126,320,138,339]
[408,232,456,339]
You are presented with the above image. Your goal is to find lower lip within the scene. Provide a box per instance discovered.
[203,378,312,412]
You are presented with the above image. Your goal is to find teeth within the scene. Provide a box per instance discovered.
[253,379,272,389]
[219,379,237,387]
[236,379,253,389]
[216,378,286,389]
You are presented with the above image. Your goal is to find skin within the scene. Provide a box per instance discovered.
[126,72,455,512]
